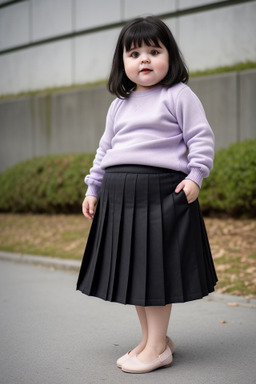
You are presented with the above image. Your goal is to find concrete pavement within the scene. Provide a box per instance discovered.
[0,253,256,384]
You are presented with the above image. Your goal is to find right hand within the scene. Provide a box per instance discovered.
[82,196,98,220]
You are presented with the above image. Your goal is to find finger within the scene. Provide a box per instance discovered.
[175,181,185,193]
[185,194,192,204]
[88,202,95,218]
[84,210,93,220]
[184,190,196,204]
[89,201,95,213]
[82,207,90,219]
[82,202,92,219]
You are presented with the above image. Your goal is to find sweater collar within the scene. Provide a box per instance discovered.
[129,86,162,98]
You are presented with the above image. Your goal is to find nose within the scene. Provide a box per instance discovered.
[141,54,150,63]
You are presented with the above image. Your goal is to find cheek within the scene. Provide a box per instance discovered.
[124,61,137,76]
[158,60,169,76]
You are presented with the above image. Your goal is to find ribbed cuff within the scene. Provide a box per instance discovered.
[86,184,101,198]
[185,168,204,188]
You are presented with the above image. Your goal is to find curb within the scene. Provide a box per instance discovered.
[1,250,256,308]
[0,250,81,272]
[205,292,256,309]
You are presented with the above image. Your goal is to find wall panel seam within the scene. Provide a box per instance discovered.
[0,0,255,55]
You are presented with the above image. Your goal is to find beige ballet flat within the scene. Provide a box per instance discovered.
[116,350,132,369]
[121,345,173,374]
[116,336,174,368]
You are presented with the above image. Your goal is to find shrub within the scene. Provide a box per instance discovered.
[199,139,256,217]
[0,153,94,213]
[0,139,255,216]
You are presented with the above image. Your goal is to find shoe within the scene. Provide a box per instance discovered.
[116,336,174,368]
[166,336,175,355]
[116,350,132,369]
[121,345,173,374]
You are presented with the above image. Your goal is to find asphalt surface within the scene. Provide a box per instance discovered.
[0,252,256,384]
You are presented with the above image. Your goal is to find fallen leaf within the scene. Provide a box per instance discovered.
[227,302,239,307]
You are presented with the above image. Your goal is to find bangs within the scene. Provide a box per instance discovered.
[123,22,162,51]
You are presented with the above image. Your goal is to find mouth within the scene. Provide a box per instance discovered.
[140,68,152,73]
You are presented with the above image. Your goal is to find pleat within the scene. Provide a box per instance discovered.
[106,173,125,301]
[86,179,112,295]
[198,206,218,289]
[76,176,110,295]
[93,174,116,299]
[113,173,137,304]
[172,191,216,301]
[186,200,217,298]
[146,174,166,305]
[125,174,148,305]
[162,191,184,301]
[190,202,209,296]
[77,166,217,305]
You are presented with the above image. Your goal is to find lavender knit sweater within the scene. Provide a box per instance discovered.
[85,83,214,197]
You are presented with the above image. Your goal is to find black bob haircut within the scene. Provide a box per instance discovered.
[107,16,189,99]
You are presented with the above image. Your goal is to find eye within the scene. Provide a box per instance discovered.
[131,51,139,58]
[150,50,159,56]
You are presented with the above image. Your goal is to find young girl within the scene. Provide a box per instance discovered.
[77,16,217,374]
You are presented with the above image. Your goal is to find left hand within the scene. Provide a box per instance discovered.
[175,179,200,204]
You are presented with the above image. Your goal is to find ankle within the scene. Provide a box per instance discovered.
[146,341,167,355]
[129,340,147,357]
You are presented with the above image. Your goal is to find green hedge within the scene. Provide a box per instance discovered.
[0,153,94,213]
[0,139,255,216]
[199,139,256,217]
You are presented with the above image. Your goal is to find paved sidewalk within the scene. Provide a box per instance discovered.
[0,253,256,384]
[1,250,255,308]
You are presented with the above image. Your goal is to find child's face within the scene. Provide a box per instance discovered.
[123,41,169,92]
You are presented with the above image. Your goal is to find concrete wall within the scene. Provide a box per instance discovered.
[0,85,113,172]
[190,69,256,148]
[1,70,256,173]
[0,0,256,95]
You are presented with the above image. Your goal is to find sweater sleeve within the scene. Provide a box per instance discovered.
[84,100,116,197]
[174,86,215,188]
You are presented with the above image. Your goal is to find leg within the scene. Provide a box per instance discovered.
[129,306,148,356]
[137,304,172,363]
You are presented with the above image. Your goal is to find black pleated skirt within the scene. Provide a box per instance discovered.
[77,165,217,306]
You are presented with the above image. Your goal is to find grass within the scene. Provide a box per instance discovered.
[0,61,255,101]
[0,79,107,101]
[0,214,91,260]
[0,214,256,298]
[205,218,256,298]
[0,214,255,298]
[214,253,256,297]
[189,61,256,77]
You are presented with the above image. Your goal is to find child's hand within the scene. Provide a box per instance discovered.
[82,196,98,220]
[175,179,200,204]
